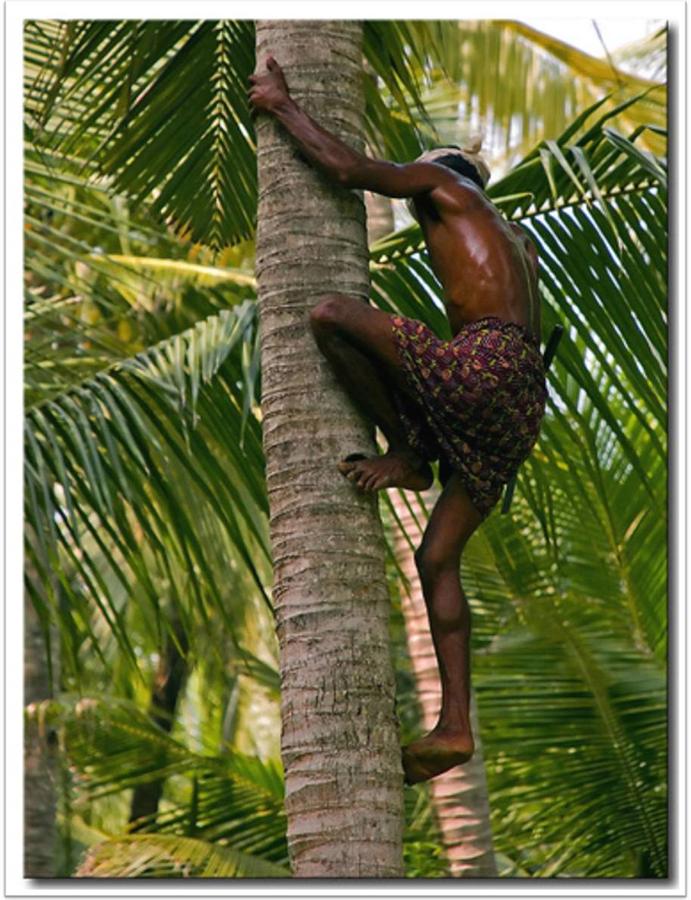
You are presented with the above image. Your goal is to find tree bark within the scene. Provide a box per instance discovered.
[255,21,404,877]
[24,558,59,877]
[392,488,497,877]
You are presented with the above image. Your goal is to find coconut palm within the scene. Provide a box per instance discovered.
[23,18,667,878]
[253,20,405,876]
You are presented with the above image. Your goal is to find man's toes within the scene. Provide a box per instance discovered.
[356,472,371,490]
[351,466,367,483]
[339,453,368,474]
[363,473,380,492]
[363,473,379,492]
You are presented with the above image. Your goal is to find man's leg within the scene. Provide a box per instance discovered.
[310,293,432,492]
[403,472,484,784]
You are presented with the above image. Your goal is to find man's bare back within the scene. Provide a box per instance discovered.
[411,183,540,339]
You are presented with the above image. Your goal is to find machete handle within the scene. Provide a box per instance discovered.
[501,323,564,515]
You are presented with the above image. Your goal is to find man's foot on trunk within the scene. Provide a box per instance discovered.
[401,728,474,785]
[338,450,433,493]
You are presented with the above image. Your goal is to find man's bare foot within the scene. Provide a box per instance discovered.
[337,450,433,493]
[401,728,474,785]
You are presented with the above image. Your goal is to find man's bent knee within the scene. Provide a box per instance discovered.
[309,294,358,336]
[414,543,460,586]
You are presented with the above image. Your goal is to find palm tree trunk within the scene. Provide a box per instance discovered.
[392,488,497,876]
[24,551,58,877]
[255,21,404,877]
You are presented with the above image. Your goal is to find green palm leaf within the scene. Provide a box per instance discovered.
[35,694,288,865]
[77,834,289,878]
[27,20,257,247]
[25,303,270,678]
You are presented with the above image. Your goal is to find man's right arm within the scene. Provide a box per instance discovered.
[249,56,471,204]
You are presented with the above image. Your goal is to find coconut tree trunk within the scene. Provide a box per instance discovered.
[392,488,497,877]
[255,21,404,877]
[24,551,59,877]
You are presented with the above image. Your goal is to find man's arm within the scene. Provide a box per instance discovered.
[248,56,460,199]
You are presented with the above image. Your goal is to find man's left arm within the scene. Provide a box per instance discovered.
[248,56,457,199]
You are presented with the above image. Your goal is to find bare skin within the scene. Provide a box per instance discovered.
[249,57,540,784]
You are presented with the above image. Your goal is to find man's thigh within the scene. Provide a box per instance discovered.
[315,293,409,387]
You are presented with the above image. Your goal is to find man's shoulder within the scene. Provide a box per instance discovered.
[508,222,539,261]
[428,176,489,216]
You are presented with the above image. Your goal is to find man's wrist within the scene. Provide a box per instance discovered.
[272,96,297,118]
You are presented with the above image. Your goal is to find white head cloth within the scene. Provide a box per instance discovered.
[415,138,491,187]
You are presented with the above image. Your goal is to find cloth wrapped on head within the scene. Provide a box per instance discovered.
[406,138,491,219]
[416,138,491,186]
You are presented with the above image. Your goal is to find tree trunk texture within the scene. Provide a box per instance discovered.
[392,488,497,877]
[24,560,58,877]
[255,21,404,877]
[129,614,189,828]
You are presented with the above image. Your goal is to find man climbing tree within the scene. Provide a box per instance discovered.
[249,56,547,785]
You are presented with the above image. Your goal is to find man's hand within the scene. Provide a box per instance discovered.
[248,56,291,115]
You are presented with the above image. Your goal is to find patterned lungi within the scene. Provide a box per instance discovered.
[390,314,547,516]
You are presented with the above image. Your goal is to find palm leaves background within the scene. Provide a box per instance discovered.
[22,19,667,878]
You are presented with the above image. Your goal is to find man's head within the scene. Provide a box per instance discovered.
[415,140,491,190]
[405,139,490,222]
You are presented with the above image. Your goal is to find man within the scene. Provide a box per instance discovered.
[249,57,547,784]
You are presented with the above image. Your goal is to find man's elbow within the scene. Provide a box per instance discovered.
[337,155,388,190]
[335,166,355,188]
[335,161,365,189]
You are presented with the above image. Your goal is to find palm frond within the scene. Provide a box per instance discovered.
[35,693,289,864]
[467,563,667,875]
[462,21,665,164]
[25,303,270,678]
[77,834,289,878]
[24,158,257,403]
[26,20,257,248]
[89,255,256,289]
[612,26,667,81]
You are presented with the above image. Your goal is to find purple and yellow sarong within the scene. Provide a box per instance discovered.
[390,314,547,516]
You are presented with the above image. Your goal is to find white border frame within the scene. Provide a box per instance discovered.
[3,1,686,897]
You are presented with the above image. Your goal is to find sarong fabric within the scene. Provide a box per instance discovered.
[390,314,547,516]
